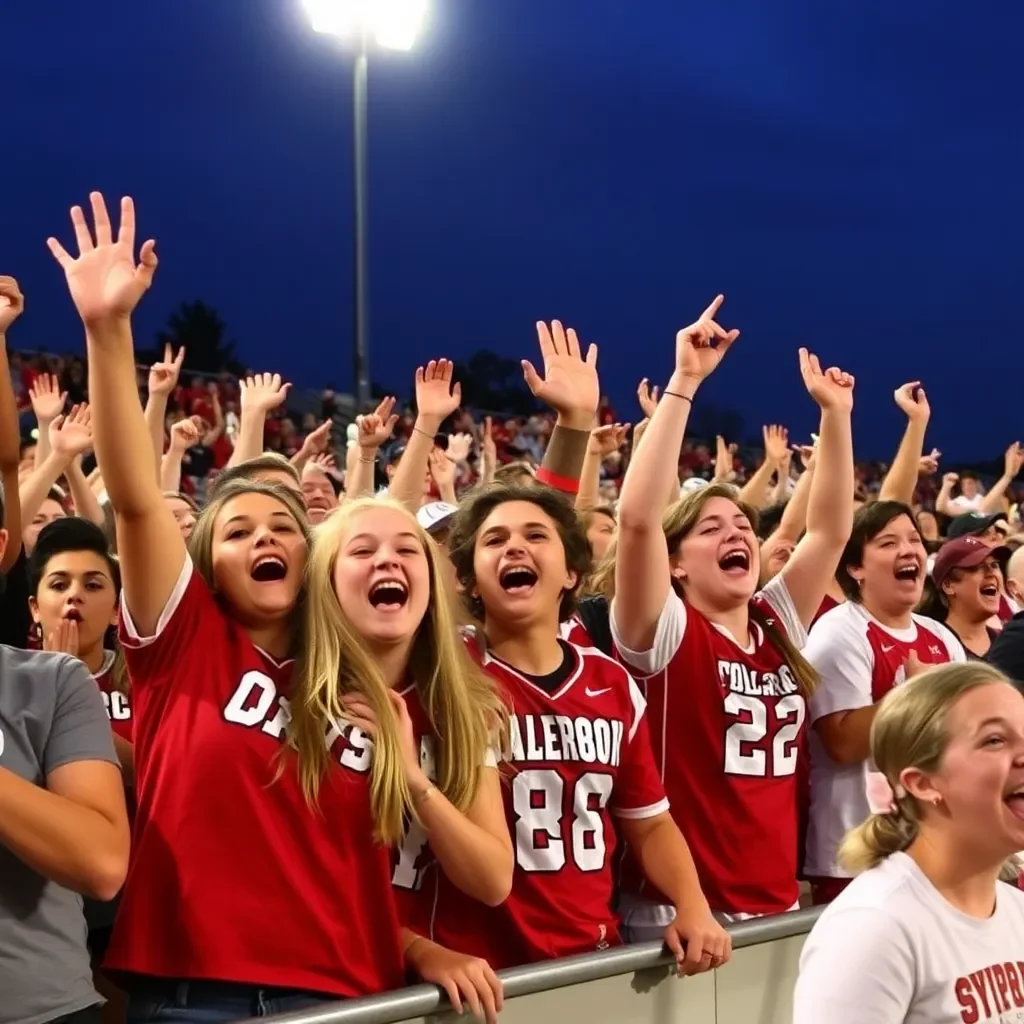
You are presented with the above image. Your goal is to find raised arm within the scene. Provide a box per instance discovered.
[27,374,67,468]
[20,406,93,528]
[878,382,930,504]
[0,278,25,571]
[979,442,1023,514]
[228,373,290,466]
[738,425,789,509]
[777,349,855,628]
[615,296,739,652]
[160,417,202,493]
[576,423,628,510]
[47,192,184,636]
[144,344,185,481]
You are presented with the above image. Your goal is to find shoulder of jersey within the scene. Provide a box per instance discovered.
[460,624,487,662]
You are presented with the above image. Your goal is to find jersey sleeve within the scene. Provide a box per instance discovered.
[118,556,224,683]
[806,609,875,723]
[611,676,669,820]
[610,589,686,677]
[758,573,809,649]
[45,656,119,775]
[793,907,915,1024]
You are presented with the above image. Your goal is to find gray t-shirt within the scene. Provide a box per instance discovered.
[0,645,118,1024]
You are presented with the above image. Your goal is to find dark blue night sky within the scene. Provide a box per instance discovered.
[5,0,1023,459]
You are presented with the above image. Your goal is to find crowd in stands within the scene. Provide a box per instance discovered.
[2,194,1024,1024]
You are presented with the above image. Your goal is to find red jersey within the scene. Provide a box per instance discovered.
[611,577,810,916]
[106,559,405,997]
[400,641,667,969]
[812,593,841,626]
[804,602,965,878]
[94,652,132,743]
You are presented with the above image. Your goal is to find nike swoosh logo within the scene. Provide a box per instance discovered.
[585,687,612,698]
[881,644,895,653]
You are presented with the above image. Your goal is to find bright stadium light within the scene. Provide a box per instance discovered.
[303,0,429,51]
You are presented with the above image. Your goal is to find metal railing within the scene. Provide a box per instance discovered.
[252,905,822,1024]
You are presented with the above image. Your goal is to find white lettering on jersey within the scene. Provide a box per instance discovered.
[717,659,799,698]
[392,735,438,891]
[102,690,132,721]
[508,714,624,767]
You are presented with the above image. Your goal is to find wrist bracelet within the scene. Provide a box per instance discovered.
[358,455,375,464]
[413,425,436,441]
[663,390,693,404]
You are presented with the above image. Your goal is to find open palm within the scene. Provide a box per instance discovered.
[48,193,157,325]
[415,359,461,421]
[523,321,599,420]
[49,405,93,458]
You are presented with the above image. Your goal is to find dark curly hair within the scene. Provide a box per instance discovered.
[447,482,592,623]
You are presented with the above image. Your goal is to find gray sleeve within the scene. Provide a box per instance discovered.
[44,657,118,776]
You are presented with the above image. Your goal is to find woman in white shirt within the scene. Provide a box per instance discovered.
[794,662,1024,1024]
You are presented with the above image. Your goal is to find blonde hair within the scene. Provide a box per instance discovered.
[291,496,509,844]
[581,535,617,599]
[840,662,1018,874]
[187,479,311,610]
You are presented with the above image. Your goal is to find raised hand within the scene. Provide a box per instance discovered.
[428,447,456,490]
[0,276,25,334]
[523,321,599,427]
[588,422,629,458]
[480,416,496,464]
[713,434,738,482]
[240,372,290,415]
[675,295,740,385]
[799,348,855,411]
[942,471,959,489]
[918,448,941,476]
[447,431,474,465]
[763,424,790,463]
[357,396,399,450]
[415,359,461,423]
[1005,441,1024,478]
[301,419,334,457]
[170,416,203,453]
[47,193,157,325]
[149,343,186,397]
[49,403,93,460]
[637,378,660,419]
[29,373,67,424]
[893,381,930,423]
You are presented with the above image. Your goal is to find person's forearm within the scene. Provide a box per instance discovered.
[346,445,377,499]
[86,319,163,519]
[227,409,267,466]
[536,423,590,494]
[391,415,438,511]
[774,465,814,542]
[879,419,927,504]
[436,475,458,505]
[20,451,73,526]
[769,468,791,508]
[981,475,1014,514]
[935,484,954,516]
[411,779,512,907]
[33,421,53,468]
[805,407,854,545]
[575,448,603,509]
[631,817,709,914]
[619,371,695,531]
[0,766,127,900]
[160,448,184,493]
[65,458,104,526]
[738,457,778,509]
[143,392,168,483]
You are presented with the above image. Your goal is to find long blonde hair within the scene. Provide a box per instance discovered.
[291,497,509,844]
[840,662,1019,875]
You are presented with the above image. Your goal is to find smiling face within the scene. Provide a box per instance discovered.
[850,513,926,617]
[210,492,307,625]
[943,554,1003,622]
[332,506,431,647]
[672,495,759,610]
[301,465,339,524]
[472,500,577,629]
[30,550,118,657]
[910,682,1024,861]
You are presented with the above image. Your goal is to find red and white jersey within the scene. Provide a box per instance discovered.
[106,557,406,998]
[401,640,667,969]
[559,617,593,648]
[611,574,810,917]
[803,601,965,879]
[94,650,132,743]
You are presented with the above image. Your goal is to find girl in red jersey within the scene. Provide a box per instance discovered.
[47,194,444,1023]
[803,501,966,903]
[611,296,856,934]
[398,481,729,1010]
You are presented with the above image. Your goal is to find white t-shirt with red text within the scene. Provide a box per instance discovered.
[794,852,1024,1024]
[804,602,965,878]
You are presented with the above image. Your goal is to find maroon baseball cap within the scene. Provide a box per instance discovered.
[931,536,1009,588]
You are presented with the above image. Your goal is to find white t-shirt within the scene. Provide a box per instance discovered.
[794,852,1024,1024]
[803,603,965,878]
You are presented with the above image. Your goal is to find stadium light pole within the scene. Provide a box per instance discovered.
[303,0,429,411]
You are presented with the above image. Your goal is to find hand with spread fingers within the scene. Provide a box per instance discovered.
[47,193,158,325]
[29,374,67,425]
[415,360,462,427]
[49,404,94,460]
[240,373,291,415]
[523,321,599,429]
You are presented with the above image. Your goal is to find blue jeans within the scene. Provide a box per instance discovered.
[125,979,335,1023]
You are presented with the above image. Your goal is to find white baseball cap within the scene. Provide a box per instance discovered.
[681,477,710,494]
[417,501,458,534]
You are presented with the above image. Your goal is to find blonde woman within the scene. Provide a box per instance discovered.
[298,497,513,1017]
[47,193,420,1022]
[794,663,1024,1023]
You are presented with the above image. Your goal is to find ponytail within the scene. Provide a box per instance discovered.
[839,804,918,874]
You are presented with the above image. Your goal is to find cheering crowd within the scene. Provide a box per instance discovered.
[1,193,1023,1024]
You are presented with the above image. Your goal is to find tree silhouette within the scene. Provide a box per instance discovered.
[141,300,244,376]
[453,350,541,416]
